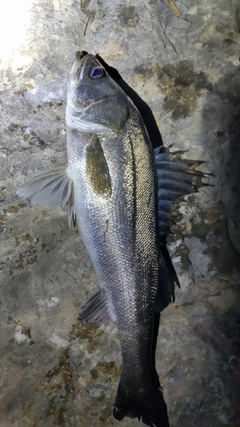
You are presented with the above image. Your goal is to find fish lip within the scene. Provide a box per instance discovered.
[75,50,88,60]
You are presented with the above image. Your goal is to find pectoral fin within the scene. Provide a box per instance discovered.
[17,167,74,214]
[86,135,112,199]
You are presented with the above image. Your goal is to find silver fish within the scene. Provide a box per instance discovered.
[17,52,202,427]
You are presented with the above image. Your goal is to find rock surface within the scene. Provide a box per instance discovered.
[0,1,240,426]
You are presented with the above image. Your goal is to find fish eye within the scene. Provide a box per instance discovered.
[90,67,105,79]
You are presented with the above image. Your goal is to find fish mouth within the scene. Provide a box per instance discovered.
[76,50,88,60]
[69,51,88,78]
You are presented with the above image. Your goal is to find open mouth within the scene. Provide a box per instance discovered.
[70,51,90,80]
[75,50,88,61]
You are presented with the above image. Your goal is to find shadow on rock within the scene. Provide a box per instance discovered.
[96,54,164,149]
[199,66,240,426]
[203,67,240,256]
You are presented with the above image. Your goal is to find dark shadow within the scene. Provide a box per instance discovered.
[96,54,164,149]
[203,68,240,258]
[215,70,240,257]
[199,67,240,426]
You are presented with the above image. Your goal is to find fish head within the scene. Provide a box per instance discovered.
[66,51,129,134]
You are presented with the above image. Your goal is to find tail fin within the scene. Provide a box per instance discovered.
[113,375,170,427]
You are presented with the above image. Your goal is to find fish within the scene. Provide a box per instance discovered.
[17,51,204,427]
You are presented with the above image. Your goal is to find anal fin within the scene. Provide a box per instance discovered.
[78,289,115,326]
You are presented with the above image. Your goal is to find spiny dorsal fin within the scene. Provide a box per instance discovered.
[155,148,206,312]
[154,147,205,239]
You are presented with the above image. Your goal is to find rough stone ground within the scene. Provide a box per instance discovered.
[0,1,240,426]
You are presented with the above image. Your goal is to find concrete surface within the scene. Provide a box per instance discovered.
[0,0,240,426]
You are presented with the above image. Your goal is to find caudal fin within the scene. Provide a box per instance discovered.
[113,376,170,427]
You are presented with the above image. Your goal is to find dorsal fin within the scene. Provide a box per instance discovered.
[154,147,206,311]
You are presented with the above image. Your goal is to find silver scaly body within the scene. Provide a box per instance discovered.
[67,104,159,373]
